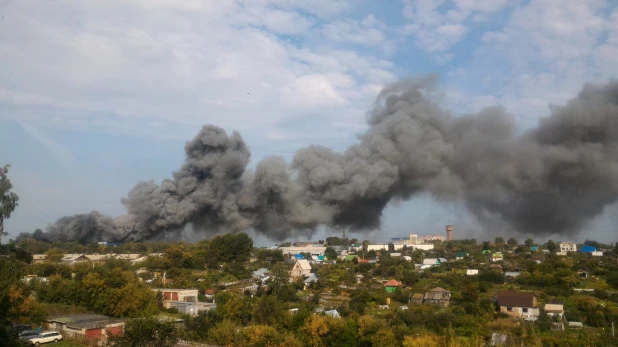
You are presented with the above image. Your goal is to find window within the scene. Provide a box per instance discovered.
[522,308,528,313]
[507,307,512,312]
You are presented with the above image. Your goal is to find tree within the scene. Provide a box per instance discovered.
[324,247,337,260]
[495,237,505,244]
[507,237,518,246]
[524,238,534,247]
[110,317,178,347]
[547,240,557,252]
[0,165,19,244]
[269,262,291,300]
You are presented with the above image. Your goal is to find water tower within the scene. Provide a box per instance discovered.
[446,225,453,241]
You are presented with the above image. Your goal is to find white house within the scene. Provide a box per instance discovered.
[290,259,312,280]
[544,304,564,319]
[559,242,577,252]
[466,269,479,276]
[591,251,603,257]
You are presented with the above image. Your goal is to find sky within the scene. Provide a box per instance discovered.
[1,0,617,245]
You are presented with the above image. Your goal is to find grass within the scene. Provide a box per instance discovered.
[49,341,89,347]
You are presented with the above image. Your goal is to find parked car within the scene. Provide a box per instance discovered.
[28,331,63,345]
[18,330,40,341]
[12,324,32,334]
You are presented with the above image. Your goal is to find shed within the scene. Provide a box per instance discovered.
[455,251,468,260]
[529,246,539,252]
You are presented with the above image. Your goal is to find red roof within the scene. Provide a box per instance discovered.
[358,258,370,263]
[205,289,215,295]
[384,279,402,287]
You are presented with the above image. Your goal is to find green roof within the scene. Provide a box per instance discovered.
[344,255,358,261]
[455,252,467,257]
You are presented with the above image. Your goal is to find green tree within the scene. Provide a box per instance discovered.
[0,165,19,244]
[324,246,337,260]
[507,237,518,246]
[546,239,557,252]
[268,262,291,300]
[524,238,534,247]
[495,237,505,244]
[110,317,178,347]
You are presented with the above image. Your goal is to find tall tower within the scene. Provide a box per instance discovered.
[446,225,453,241]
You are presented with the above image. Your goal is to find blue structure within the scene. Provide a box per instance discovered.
[294,253,305,259]
[580,245,596,253]
[530,246,539,252]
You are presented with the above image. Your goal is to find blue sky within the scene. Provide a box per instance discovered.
[1,0,617,245]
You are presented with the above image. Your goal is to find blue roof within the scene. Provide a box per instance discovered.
[294,254,305,259]
[580,245,596,253]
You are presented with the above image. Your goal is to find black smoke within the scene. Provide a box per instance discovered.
[33,78,618,243]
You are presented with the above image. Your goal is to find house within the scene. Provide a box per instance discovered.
[551,322,565,331]
[560,242,577,252]
[591,251,603,257]
[290,259,312,280]
[568,321,583,329]
[45,314,124,344]
[409,293,424,305]
[544,304,564,319]
[455,251,468,260]
[422,258,446,266]
[294,253,305,260]
[490,333,513,346]
[556,251,568,256]
[304,273,318,286]
[288,308,299,315]
[529,246,539,252]
[384,279,402,292]
[496,291,539,318]
[204,289,215,300]
[580,245,596,253]
[577,269,589,279]
[378,304,389,310]
[399,306,409,311]
[504,272,521,281]
[492,252,504,262]
[355,274,364,284]
[324,309,341,319]
[466,269,479,276]
[61,254,89,265]
[84,254,109,263]
[311,255,326,263]
[252,268,269,280]
[423,287,451,307]
[152,288,198,302]
[401,256,413,263]
[32,254,47,264]
[164,301,216,316]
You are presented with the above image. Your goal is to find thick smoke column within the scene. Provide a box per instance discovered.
[40,78,618,242]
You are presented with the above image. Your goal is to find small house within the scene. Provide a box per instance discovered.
[544,304,564,319]
[559,242,577,252]
[576,269,589,279]
[568,321,583,329]
[324,309,341,319]
[61,254,89,265]
[401,256,413,263]
[496,291,539,318]
[529,246,539,252]
[32,254,47,264]
[423,287,451,307]
[466,269,479,276]
[492,252,504,262]
[153,288,199,302]
[455,251,468,260]
[409,293,424,305]
[290,259,312,280]
[551,322,565,331]
[384,279,402,292]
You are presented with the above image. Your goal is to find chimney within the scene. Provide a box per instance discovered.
[446,225,453,241]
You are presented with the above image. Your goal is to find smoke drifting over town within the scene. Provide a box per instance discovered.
[29,77,618,243]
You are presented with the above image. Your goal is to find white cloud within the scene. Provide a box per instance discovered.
[319,18,386,46]
[400,0,509,54]
[0,0,394,143]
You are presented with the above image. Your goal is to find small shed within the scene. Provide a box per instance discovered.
[455,251,468,260]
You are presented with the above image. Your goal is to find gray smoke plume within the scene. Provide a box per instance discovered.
[37,77,618,243]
